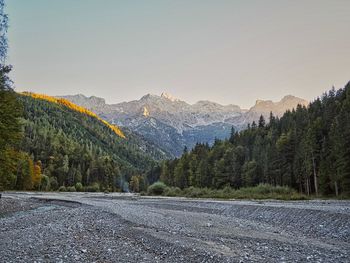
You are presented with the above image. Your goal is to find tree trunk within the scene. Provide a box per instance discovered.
[312,154,318,196]
[334,181,339,197]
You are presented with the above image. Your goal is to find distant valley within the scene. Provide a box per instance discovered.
[59,93,308,157]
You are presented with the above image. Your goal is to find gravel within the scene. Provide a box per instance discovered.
[1,192,349,262]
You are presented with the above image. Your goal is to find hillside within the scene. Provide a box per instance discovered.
[21,92,126,138]
[61,93,308,156]
[17,93,169,191]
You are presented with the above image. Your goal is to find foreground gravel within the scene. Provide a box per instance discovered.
[0,192,349,263]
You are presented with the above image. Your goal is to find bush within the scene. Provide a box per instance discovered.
[66,186,76,192]
[164,186,182,196]
[85,182,100,192]
[75,182,83,192]
[58,186,66,192]
[222,186,234,195]
[147,181,167,195]
[183,187,203,198]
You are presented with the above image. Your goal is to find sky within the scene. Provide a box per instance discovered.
[6,0,350,108]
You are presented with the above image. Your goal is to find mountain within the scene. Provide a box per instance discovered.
[233,95,309,127]
[18,93,169,191]
[60,93,308,156]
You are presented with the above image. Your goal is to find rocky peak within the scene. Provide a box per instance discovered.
[281,95,296,101]
[161,92,180,102]
[140,93,158,101]
[279,95,308,106]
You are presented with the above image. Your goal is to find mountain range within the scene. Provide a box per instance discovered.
[60,93,308,157]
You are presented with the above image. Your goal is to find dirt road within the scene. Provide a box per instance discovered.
[1,192,349,262]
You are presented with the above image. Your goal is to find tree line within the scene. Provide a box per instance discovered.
[156,83,350,196]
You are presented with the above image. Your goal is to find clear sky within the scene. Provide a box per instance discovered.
[6,0,350,108]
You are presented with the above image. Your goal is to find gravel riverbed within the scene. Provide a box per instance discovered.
[0,192,349,263]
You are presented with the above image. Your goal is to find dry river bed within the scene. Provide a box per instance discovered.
[0,192,349,263]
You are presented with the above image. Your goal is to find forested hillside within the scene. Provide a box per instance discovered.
[158,83,350,197]
[22,92,126,138]
[0,93,169,191]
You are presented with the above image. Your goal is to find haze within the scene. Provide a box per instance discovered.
[6,0,350,108]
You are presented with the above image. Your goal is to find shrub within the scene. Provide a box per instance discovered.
[164,186,182,196]
[85,182,100,192]
[147,181,167,195]
[222,186,234,195]
[183,187,203,198]
[58,186,66,192]
[66,186,76,192]
[75,182,83,192]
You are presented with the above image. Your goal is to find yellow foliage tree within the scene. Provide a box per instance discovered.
[32,161,42,190]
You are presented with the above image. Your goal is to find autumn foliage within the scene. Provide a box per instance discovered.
[21,92,126,138]
[32,161,42,189]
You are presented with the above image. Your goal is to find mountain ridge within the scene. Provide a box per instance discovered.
[60,93,306,114]
[58,93,308,156]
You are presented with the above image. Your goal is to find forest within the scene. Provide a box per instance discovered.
[156,83,350,197]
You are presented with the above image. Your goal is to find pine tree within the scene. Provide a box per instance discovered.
[258,115,265,128]
[229,127,236,144]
